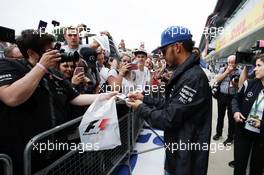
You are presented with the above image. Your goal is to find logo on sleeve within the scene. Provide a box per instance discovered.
[0,74,12,82]
[178,85,197,104]
[247,92,253,98]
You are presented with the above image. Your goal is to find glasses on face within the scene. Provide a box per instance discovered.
[161,42,182,55]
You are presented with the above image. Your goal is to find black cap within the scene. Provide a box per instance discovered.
[79,47,97,66]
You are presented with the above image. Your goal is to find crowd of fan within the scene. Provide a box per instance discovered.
[0,25,178,175]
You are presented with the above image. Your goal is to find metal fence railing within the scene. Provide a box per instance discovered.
[22,103,143,175]
[130,110,144,149]
[0,154,13,175]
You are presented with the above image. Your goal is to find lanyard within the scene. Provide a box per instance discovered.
[254,91,264,115]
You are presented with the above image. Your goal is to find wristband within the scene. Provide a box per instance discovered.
[36,63,48,73]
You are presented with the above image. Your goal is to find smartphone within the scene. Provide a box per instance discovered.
[128,60,139,70]
[74,67,84,75]
[53,42,61,50]
[0,26,15,43]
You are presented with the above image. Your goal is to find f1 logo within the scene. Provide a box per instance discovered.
[83,118,110,135]
[84,120,99,133]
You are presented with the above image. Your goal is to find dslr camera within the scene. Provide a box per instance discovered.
[235,40,264,65]
[231,74,239,83]
[53,42,79,62]
[252,40,264,53]
[0,26,15,43]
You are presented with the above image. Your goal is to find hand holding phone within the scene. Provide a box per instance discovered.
[74,67,84,75]
[128,60,138,70]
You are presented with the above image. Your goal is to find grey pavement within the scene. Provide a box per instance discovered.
[208,99,234,175]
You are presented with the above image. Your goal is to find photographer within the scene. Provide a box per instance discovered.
[231,53,264,175]
[0,29,116,175]
[213,55,242,146]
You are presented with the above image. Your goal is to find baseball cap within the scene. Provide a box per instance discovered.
[133,48,148,56]
[79,47,97,66]
[152,26,192,53]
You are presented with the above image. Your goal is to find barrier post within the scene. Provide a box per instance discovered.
[0,154,13,175]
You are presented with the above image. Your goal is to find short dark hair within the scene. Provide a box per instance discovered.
[254,53,264,63]
[192,47,201,58]
[181,40,195,53]
[16,29,55,58]
[134,51,147,57]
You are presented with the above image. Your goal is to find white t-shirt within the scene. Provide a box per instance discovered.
[133,67,151,92]
[108,69,118,78]
[122,77,136,95]
[99,66,109,86]
[107,69,136,95]
[61,44,89,52]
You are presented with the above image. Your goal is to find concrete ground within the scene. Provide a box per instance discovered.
[207,98,234,175]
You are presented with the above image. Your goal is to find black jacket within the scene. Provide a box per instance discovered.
[137,54,212,175]
[232,79,264,135]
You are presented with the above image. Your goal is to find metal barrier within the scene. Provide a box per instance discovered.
[130,110,144,149]
[0,154,13,175]
[23,103,143,175]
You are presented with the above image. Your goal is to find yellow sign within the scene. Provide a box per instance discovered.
[215,0,264,52]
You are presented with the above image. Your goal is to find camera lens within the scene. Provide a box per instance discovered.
[60,50,79,62]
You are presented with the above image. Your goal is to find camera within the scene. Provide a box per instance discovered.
[38,20,47,32]
[235,51,255,65]
[231,74,239,83]
[60,50,79,62]
[53,42,80,62]
[51,20,60,27]
[252,40,264,52]
[0,26,15,43]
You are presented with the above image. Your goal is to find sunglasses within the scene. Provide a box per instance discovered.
[161,42,183,55]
